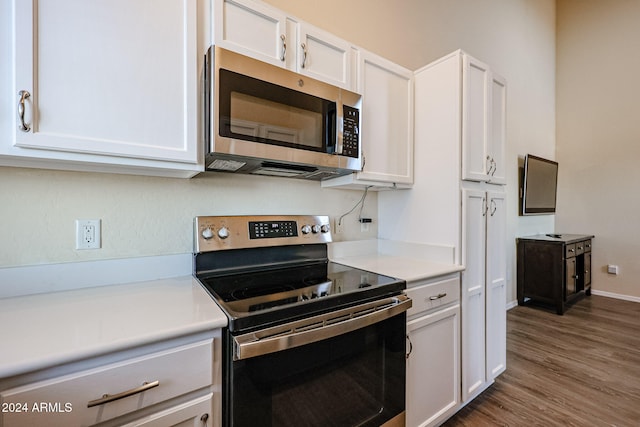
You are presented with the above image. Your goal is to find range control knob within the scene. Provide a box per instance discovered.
[320,224,330,233]
[311,224,321,234]
[217,227,230,239]
[201,227,214,240]
[301,225,312,234]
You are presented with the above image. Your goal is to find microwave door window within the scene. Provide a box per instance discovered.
[230,92,321,147]
[219,70,334,152]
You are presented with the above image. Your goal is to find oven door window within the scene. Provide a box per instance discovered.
[226,313,406,427]
[218,69,337,153]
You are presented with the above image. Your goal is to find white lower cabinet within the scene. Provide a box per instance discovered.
[123,393,213,427]
[461,188,506,402]
[406,274,460,427]
[0,332,221,427]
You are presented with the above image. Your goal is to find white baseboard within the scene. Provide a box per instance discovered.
[590,289,640,303]
[0,254,192,299]
[506,291,640,311]
[506,299,518,310]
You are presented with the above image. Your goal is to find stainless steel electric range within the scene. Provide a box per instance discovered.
[193,215,410,427]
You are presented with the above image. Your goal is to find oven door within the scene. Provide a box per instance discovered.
[223,296,410,427]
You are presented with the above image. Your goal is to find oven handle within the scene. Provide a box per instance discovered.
[232,294,411,360]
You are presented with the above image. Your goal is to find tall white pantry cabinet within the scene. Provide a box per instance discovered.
[381,49,507,419]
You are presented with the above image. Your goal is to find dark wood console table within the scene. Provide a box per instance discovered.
[517,234,594,314]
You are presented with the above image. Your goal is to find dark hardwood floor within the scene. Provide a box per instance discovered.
[442,295,640,426]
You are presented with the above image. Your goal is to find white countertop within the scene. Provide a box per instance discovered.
[0,276,227,379]
[329,239,464,284]
[332,254,464,284]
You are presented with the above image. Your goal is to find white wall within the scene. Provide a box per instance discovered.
[0,167,377,267]
[556,0,640,300]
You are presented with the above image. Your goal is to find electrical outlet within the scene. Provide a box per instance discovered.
[76,219,101,250]
[334,218,344,234]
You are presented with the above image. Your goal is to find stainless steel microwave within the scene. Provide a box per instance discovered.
[204,46,362,180]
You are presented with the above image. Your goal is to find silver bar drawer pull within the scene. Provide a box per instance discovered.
[87,380,159,408]
[429,293,447,301]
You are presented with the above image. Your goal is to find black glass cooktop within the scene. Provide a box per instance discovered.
[197,261,405,333]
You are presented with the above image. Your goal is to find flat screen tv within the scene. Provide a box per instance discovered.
[522,154,558,215]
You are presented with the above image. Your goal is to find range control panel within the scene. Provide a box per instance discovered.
[195,215,331,252]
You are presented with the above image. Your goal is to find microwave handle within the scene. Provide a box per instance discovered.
[335,101,344,155]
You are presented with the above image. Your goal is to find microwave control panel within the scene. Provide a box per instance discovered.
[342,106,360,158]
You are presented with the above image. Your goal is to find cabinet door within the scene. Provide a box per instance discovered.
[296,23,352,90]
[461,189,487,401]
[566,257,577,296]
[213,0,287,68]
[461,55,490,182]
[488,73,507,185]
[486,190,506,380]
[584,251,592,287]
[13,0,201,165]
[406,304,460,427]
[355,49,414,185]
[123,394,213,427]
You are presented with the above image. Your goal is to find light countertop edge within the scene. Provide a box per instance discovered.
[329,239,464,284]
[332,254,464,284]
[0,276,227,379]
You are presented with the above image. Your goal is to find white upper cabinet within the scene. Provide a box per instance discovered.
[461,54,506,185]
[322,48,414,189]
[489,73,507,185]
[6,0,205,177]
[214,0,352,90]
[296,22,352,89]
[213,0,287,68]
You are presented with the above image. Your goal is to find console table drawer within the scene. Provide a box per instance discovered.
[584,239,592,252]
[565,243,576,258]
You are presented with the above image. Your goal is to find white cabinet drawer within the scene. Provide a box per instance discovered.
[1,339,212,427]
[406,275,460,318]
